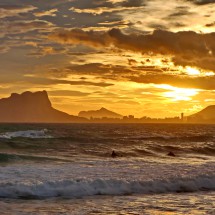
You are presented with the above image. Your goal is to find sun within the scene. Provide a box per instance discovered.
[156,84,199,101]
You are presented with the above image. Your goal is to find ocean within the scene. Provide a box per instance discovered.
[0,123,214,215]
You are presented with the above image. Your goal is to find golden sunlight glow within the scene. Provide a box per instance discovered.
[205,71,215,77]
[156,84,199,101]
[185,66,215,77]
[186,67,201,76]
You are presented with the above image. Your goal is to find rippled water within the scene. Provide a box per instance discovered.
[0,123,214,214]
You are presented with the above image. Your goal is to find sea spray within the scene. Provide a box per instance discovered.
[0,129,52,139]
[0,175,214,199]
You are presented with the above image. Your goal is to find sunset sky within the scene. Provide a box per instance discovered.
[1,0,215,117]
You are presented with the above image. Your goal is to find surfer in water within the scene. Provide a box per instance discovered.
[167,151,176,157]
[111,150,117,158]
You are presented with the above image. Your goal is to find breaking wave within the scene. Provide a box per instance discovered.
[0,129,52,139]
[0,175,214,199]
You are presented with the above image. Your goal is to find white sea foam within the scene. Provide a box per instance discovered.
[0,175,214,199]
[0,129,52,139]
[0,160,214,199]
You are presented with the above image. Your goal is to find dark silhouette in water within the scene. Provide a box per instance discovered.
[111,150,117,158]
[167,151,176,157]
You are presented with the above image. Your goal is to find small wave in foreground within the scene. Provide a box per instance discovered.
[0,175,214,199]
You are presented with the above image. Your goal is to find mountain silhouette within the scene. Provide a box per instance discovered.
[0,91,87,123]
[188,105,215,122]
[1,90,214,123]
[78,107,123,119]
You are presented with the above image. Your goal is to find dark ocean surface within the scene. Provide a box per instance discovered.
[0,123,214,214]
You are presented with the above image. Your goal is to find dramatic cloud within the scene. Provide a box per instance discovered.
[188,0,215,5]
[70,6,137,15]
[49,29,110,47]
[70,0,144,15]
[0,4,36,18]
[0,19,54,36]
[34,9,58,17]
[5,20,54,34]
[50,28,215,71]
[1,0,215,117]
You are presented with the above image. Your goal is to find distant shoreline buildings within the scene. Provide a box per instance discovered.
[0,91,215,123]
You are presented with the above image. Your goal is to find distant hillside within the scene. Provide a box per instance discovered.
[0,91,87,123]
[78,107,123,119]
[188,105,215,122]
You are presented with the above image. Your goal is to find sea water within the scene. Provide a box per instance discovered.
[0,123,214,214]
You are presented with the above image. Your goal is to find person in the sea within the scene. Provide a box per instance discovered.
[167,151,176,157]
[111,150,117,158]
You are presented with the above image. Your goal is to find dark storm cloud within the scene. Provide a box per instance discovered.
[69,0,145,15]
[188,0,215,5]
[70,0,144,10]
[107,29,213,55]
[50,29,110,47]
[50,28,215,71]
[173,56,215,72]
[108,29,215,71]
[121,0,145,7]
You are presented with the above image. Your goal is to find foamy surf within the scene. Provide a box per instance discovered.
[0,129,52,139]
[0,175,214,199]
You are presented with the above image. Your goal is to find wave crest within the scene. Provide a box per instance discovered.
[0,175,214,199]
[0,129,52,139]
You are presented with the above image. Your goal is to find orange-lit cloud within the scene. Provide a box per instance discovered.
[1,0,215,117]
[0,4,36,18]
[50,28,215,72]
